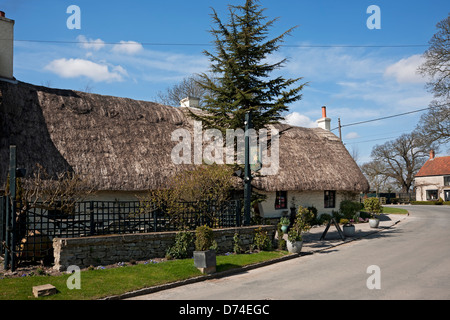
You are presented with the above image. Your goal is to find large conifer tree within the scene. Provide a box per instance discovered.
[191,0,306,132]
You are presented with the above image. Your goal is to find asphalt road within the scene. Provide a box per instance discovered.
[129,205,450,300]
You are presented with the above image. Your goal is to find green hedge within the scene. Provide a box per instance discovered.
[411,201,450,205]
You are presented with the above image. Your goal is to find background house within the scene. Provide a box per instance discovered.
[415,150,450,202]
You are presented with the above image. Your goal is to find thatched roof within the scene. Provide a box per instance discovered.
[252,123,369,192]
[0,80,369,193]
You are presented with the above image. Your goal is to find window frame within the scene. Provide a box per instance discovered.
[444,176,450,186]
[274,191,287,210]
[324,190,336,208]
[426,189,439,201]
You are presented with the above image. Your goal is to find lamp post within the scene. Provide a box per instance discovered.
[244,112,252,226]
[4,145,26,271]
[5,145,16,270]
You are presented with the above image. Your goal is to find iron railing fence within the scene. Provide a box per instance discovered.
[1,197,242,265]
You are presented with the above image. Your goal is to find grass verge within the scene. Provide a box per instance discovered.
[0,250,289,300]
[380,207,409,214]
[360,206,408,215]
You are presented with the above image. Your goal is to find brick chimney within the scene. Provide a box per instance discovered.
[429,149,435,160]
[0,11,15,80]
[316,106,331,131]
[180,96,200,108]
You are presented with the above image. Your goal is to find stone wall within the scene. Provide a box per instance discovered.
[53,225,276,271]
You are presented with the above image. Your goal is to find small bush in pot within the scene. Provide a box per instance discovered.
[287,206,314,253]
[194,225,217,274]
[364,197,383,228]
[279,216,290,233]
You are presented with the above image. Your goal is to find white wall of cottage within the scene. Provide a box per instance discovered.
[258,190,360,218]
[415,176,450,201]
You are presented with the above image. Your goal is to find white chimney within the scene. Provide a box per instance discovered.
[0,11,15,80]
[316,106,331,131]
[180,96,200,109]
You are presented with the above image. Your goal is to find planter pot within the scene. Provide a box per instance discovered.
[281,225,289,233]
[343,224,355,236]
[194,250,216,274]
[369,218,380,228]
[286,240,303,254]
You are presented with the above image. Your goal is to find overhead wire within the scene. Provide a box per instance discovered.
[330,107,432,132]
[12,39,429,48]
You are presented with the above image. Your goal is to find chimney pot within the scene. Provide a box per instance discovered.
[317,106,331,131]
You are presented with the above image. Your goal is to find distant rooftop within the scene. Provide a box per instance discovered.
[416,156,450,177]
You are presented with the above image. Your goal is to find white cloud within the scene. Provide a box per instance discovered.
[44,58,127,82]
[384,54,427,84]
[77,35,105,51]
[112,41,144,55]
[345,132,360,139]
[283,112,317,128]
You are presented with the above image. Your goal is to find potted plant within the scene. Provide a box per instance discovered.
[340,218,355,236]
[193,225,216,274]
[364,197,383,228]
[339,200,362,236]
[287,206,313,254]
[279,216,290,233]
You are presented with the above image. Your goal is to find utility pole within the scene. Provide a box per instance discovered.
[243,112,252,226]
[338,118,342,141]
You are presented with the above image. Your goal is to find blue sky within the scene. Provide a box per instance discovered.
[1,0,449,163]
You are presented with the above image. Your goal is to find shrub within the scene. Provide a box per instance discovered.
[340,200,363,220]
[278,238,286,250]
[287,206,314,242]
[253,227,273,251]
[411,200,450,205]
[389,198,400,204]
[364,197,383,216]
[233,232,243,254]
[359,210,371,219]
[195,225,216,251]
[280,216,290,226]
[332,210,343,223]
[307,206,318,221]
[317,213,332,225]
[166,231,194,259]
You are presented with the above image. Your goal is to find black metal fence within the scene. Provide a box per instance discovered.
[1,197,242,268]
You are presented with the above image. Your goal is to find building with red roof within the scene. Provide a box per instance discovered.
[415,150,450,202]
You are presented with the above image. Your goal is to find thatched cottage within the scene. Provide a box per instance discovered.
[0,11,369,218]
[415,150,450,202]
[0,79,369,217]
